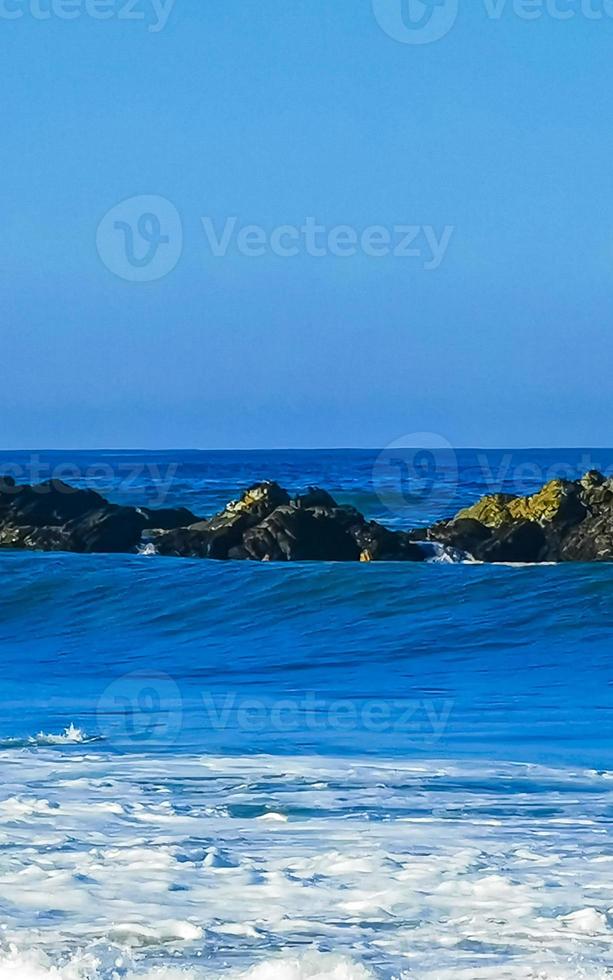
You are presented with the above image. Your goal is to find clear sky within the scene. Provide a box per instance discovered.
[2,0,613,448]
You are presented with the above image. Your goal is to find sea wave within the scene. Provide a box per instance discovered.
[0,948,610,980]
[0,950,375,980]
[0,725,101,751]
[0,750,611,978]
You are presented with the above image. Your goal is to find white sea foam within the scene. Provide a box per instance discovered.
[0,725,97,751]
[32,724,90,745]
[419,542,473,563]
[229,954,375,979]
[0,950,374,980]
[0,749,611,978]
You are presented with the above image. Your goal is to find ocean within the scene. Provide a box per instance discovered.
[0,449,612,979]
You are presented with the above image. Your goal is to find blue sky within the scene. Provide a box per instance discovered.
[2,0,613,448]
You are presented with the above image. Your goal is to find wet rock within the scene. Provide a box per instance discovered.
[140,506,202,530]
[0,480,106,528]
[0,524,67,550]
[580,469,607,491]
[153,482,291,559]
[455,480,585,529]
[578,471,613,514]
[294,487,338,509]
[0,504,148,554]
[454,493,516,529]
[555,504,613,562]
[242,505,362,562]
[66,506,148,553]
[351,522,425,562]
[3,469,613,565]
[430,473,604,563]
[0,507,148,554]
[427,517,492,554]
[151,521,213,559]
[475,520,548,564]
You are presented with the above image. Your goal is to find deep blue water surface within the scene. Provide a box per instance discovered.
[0,448,611,769]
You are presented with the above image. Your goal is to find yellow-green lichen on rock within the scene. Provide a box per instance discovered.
[455,493,515,528]
[223,482,289,516]
[506,480,569,523]
[226,484,271,514]
[456,480,572,528]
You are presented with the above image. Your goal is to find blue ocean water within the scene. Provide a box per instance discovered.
[0,449,612,979]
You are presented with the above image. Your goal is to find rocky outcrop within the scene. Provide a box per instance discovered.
[453,479,586,529]
[153,482,291,559]
[153,483,425,563]
[0,478,201,555]
[0,477,427,563]
[427,471,613,563]
[3,470,613,564]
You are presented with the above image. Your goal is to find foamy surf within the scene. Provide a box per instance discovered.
[0,951,375,980]
[0,948,609,980]
[33,724,91,745]
[0,749,611,978]
[0,725,101,751]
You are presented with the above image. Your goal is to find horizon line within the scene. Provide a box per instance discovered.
[2,446,613,453]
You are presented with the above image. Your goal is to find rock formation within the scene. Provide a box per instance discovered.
[2,470,613,563]
[426,471,613,562]
[152,481,424,563]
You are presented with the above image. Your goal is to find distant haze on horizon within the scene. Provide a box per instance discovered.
[3,1,612,449]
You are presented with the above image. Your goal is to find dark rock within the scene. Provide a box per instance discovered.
[0,480,106,528]
[350,521,425,562]
[0,524,67,550]
[430,477,596,563]
[294,487,338,509]
[3,468,613,565]
[152,521,213,559]
[454,480,586,530]
[204,481,291,553]
[66,506,148,553]
[427,518,492,556]
[580,470,606,490]
[242,506,362,562]
[153,482,292,559]
[474,520,548,564]
[140,506,202,531]
[0,504,147,555]
[212,482,291,525]
[154,515,270,561]
[579,475,613,515]
[226,544,250,560]
[0,506,148,554]
[555,506,613,562]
